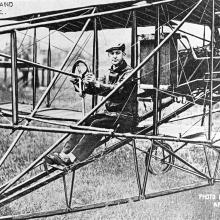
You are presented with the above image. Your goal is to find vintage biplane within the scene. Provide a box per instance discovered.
[1,0,220,218]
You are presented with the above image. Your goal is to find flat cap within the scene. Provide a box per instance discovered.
[106,43,125,53]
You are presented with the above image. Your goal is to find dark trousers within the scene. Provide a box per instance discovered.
[62,113,134,161]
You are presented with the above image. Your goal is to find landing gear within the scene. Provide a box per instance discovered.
[145,141,175,175]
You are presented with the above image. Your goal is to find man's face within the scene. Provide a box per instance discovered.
[108,50,124,66]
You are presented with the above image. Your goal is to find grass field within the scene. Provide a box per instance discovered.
[1,79,220,220]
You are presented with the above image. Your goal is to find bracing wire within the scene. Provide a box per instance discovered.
[161,4,200,102]
[17,29,29,52]
[129,0,199,51]
[17,31,68,53]
[17,15,35,51]
[17,8,93,56]
[199,0,210,23]
[48,33,93,106]
[17,22,69,56]
[57,31,93,57]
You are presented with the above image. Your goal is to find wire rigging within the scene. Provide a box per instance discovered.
[16,8,93,56]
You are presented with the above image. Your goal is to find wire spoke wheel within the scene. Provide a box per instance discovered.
[145,141,175,175]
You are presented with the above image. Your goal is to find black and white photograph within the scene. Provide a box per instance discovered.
[1,0,220,219]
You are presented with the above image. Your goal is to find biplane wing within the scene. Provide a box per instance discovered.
[0,0,220,30]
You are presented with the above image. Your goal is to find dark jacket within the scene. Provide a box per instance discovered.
[85,60,138,121]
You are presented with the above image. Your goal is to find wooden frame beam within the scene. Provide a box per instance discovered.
[10,30,18,125]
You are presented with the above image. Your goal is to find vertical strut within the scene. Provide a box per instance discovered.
[142,5,161,196]
[153,5,160,136]
[68,171,76,208]
[203,25,206,47]
[131,9,138,125]
[208,0,215,140]
[10,30,18,125]
[32,28,37,108]
[62,175,70,208]
[213,153,220,180]
[131,11,141,197]
[46,29,51,107]
[203,146,212,178]
[92,12,99,108]
[131,10,138,68]
[142,142,154,195]
[132,139,142,196]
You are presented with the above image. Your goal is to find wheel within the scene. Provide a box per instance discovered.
[145,141,175,175]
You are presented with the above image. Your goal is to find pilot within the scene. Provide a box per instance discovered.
[45,43,138,166]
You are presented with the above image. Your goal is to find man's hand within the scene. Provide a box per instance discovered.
[83,72,96,85]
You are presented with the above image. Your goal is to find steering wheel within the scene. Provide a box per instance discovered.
[72,59,90,79]
[71,59,91,96]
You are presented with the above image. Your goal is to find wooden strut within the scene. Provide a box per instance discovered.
[132,139,142,196]
[0,52,79,78]
[62,175,69,208]
[142,4,161,196]
[68,171,76,208]
[0,111,113,133]
[208,0,215,140]
[0,122,217,146]
[169,108,220,122]
[46,28,51,107]
[60,170,76,209]
[203,145,212,178]
[92,11,99,108]
[10,30,18,125]
[32,28,37,108]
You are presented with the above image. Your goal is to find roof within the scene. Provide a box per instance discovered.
[1,0,220,32]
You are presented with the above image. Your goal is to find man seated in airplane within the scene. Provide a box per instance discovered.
[45,43,138,166]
